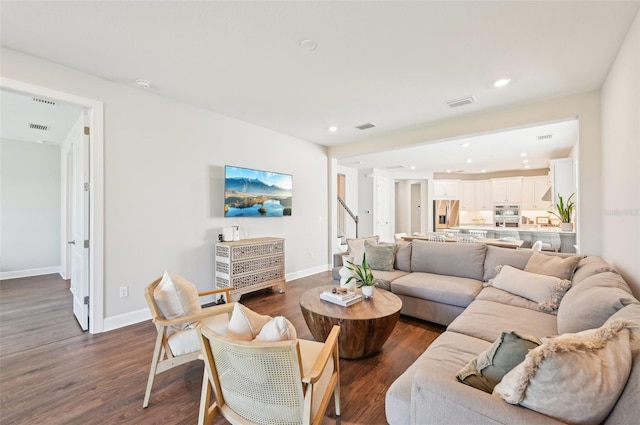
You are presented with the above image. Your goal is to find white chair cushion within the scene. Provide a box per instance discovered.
[255,316,297,342]
[153,270,201,329]
[299,339,335,420]
[167,313,229,356]
[226,302,272,341]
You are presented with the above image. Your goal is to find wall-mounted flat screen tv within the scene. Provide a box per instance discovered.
[224,165,292,217]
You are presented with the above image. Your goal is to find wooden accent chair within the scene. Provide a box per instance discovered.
[197,324,341,425]
[143,276,234,408]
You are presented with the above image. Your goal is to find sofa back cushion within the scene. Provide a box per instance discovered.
[483,246,533,281]
[411,240,486,281]
[394,241,412,272]
[572,255,617,286]
[557,272,639,334]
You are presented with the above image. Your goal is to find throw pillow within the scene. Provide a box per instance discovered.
[153,270,202,329]
[365,240,396,271]
[489,265,571,312]
[524,251,582,280]
[571,255,617,286]
[456,331,540,393]
[347,236,379,266]
[226,302,272,341]
[494,319,638,425]
[254,316,297,342]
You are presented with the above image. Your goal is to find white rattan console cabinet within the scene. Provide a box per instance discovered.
[215,237,285,301]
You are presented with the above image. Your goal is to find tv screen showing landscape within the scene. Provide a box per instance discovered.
[224,165,292,217]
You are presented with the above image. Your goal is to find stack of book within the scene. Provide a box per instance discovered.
[320,289,363,307]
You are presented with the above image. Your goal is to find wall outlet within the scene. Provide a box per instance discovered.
[119,286,128,298]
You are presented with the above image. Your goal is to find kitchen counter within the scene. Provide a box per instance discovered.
[449,226,577,253]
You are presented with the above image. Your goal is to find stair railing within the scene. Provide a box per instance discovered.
[337,195,359,240]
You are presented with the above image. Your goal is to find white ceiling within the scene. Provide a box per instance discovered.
[1,1,637,164]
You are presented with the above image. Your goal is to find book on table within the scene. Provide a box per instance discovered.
[320,292,363,307]
[321,289,359,301]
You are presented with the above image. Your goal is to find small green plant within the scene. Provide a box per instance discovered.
[548,193,575,223]
[345,253,377,287]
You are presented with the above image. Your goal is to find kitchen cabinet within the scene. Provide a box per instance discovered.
[460,182,475,210]
[474,180,492,210]
[492,178,522,203]
[433,180,460,199]
[522,176,552,210]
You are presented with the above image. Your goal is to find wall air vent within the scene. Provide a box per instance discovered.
[32,97,57,106]
[446,96,475,108]
[355,122,376,130]
[537,134,553,140]
[29,123,49,131]
[385,165,406,170]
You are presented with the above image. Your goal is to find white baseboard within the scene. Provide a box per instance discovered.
[285,264,331,282]
[103,308,151,332]
[0,266,63,281]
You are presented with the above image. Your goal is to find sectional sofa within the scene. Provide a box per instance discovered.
[334,239,640,424]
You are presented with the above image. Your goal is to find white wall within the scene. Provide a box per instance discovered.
[0,139,61,276]
[601,10,640,297]
[0,48,329,323]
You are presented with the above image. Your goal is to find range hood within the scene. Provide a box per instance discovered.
[542,187,552,202]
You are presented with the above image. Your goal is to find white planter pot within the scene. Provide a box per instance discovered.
[362,285,374,298]
[560,223,573,231]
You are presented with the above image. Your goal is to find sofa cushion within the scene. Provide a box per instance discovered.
[447,300,558,342]
[557,272,639,334]
[371,269,410,287]
[392,272,483,308]
[604,351,640,425]
[524,251,582,280]
[386,331,491,425]
[607,303,640,353]
[495,319,635,425]
[347,236,379,265]
[365,240,396,271]
[456,330,541,393]
[488,265,571,312]
[394,241,412,272]
[411,240,487,281]
[483,245,533,281]
[572,255,617,286]
[475,287,541,312]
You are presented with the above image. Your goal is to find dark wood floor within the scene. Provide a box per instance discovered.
[0,272,444,425]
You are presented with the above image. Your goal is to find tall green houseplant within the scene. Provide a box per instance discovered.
[548,193,575,225]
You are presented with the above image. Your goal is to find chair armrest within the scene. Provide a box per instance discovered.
[410,369,564,425]
[198,286,234,298]
[154,302,235,326]
[303,325,340,385]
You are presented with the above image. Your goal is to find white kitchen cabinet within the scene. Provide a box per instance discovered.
[433,180,460,199]
[492,178,522,203]
[522,176,552,210]
[474,180,492,210]
[460,181,475,210]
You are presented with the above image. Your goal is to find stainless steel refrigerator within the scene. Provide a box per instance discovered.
[434,200,460,230]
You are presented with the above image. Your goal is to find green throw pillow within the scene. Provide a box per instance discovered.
[364,240,396,271]
[456,331,541,393]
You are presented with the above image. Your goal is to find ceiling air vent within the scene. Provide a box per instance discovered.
[32,97,56,106]
[446,96,475,108]
[355,122,376,130]
[29,123,49,131]
[385,165,406,170]
[537,134,553,140]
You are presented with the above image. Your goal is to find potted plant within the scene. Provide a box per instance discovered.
[345,253,377,298]
[548,193,575,231]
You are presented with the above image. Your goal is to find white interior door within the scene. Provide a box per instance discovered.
[68,123,90,330]
[376,176,392,241]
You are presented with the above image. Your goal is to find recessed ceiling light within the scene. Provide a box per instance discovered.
[522,159,529,164]
[327,126,338,132]
[493,78,512,88]
[410,165,416,170]
[524,165,531,169]
[466,159,472,163]
[136,79,152,88]
[520,152,527,157]
[300,39,317,51]
[460,143,470,147]
[481,169,487,173]
[446,169,452,173]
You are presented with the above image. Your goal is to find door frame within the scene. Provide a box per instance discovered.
[1,77,105,333]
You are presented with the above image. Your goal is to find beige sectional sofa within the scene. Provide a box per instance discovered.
[335,240,640,424]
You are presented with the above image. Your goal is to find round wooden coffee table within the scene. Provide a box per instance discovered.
[299,285,402,359]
